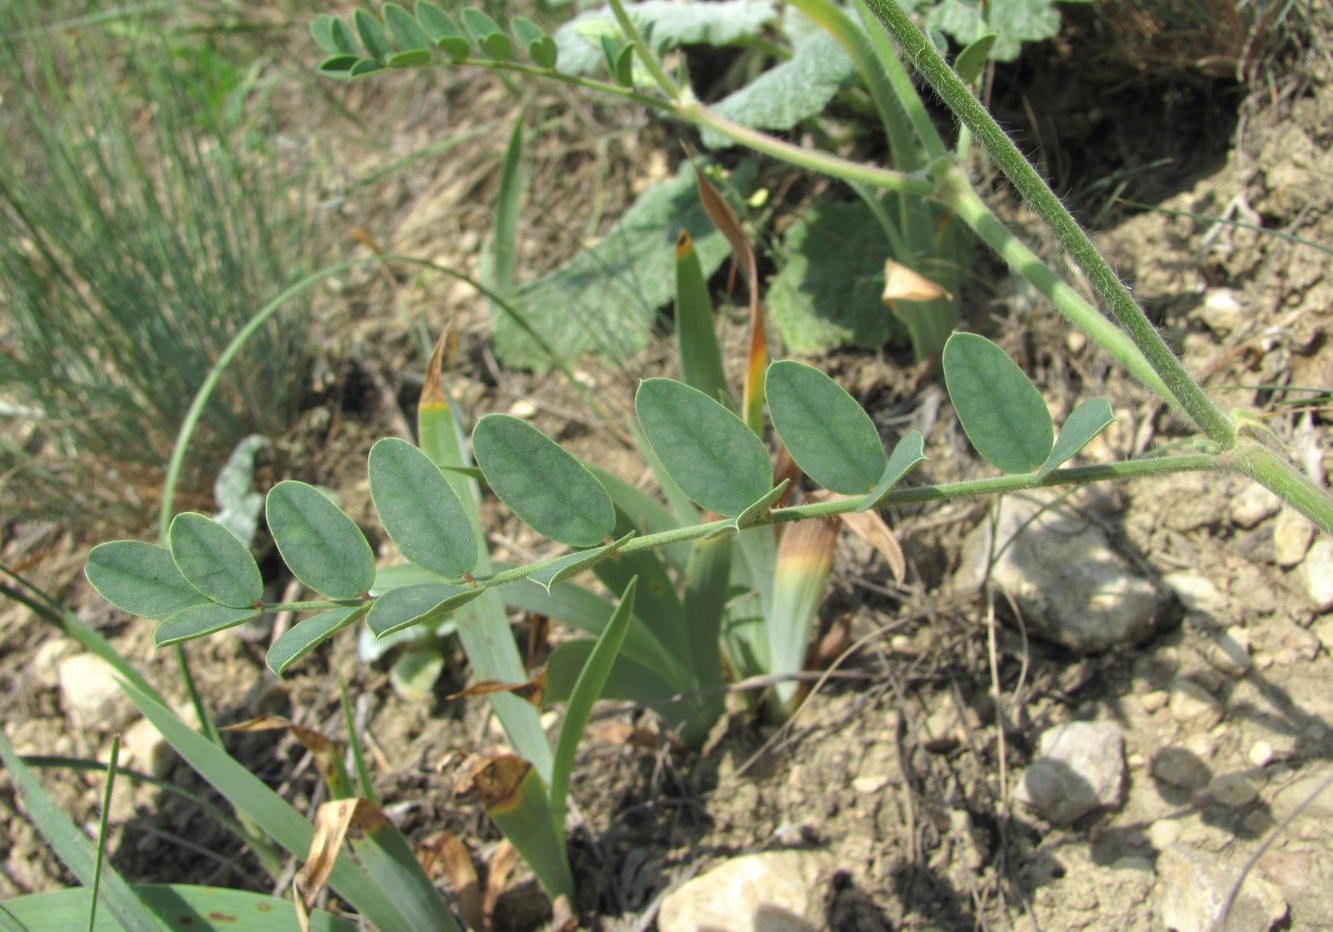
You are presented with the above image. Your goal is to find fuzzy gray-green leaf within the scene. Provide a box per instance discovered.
[943,332,1053,474]
[267,604,369,676]
[767,360,886,494]
[473,414,615,547]
[702,30,856,149]
[266,480,376,598]
[858,430,927,512]
[168,512,263,608]
[86,540,208,620]
[635,378,772,516]
[155,603,259,647]
[369,438,478,580]
[368,583,482,639]
[1037,398,1115,479]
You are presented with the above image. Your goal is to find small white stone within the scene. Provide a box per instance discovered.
[32,638,76,690]
[1163,573,1227,616]
[1273,508,1314,568]
[58,653,133,729]
[123,716,174,779]
[658,851,828,932]
[1200,288,1244,331]
[1249,740,1275,767]
[507,399,538,419]
[1302,537,1333,611]
[1230,483,1280,528]
[1168,677,1224,730]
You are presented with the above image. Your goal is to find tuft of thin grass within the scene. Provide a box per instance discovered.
[0,5,317,529]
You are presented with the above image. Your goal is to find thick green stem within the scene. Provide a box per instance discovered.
[1228,439,1333,534]
[677,99,934,196]
[942,177,1173,406]
[860,0,1235,445]
[458,453,1222,594]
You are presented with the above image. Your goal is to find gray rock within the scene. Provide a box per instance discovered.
[1273,508,1314,568]
[1016,721,1125,825]
[1301,536,1333,611]
[658,851,828,932]
[954,495,1164,652]
[1155,844,1287,932]
[1205,772,1259,809]
[1151,747,1212,792]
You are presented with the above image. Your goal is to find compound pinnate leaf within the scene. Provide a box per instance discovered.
[369,438,478,580]
[267,605,368,676]
[415,1,470,59]
[311,14,358,56]
[85,540,208,620]
[858,431,927,512]
[267,481,376,599]
[1037,398,1116,479]
[168,513,263,608]
[354,8,392,61]
[155,603,259,647]
[473,414,615,548]
[383,1,430,50]
[766,360,886,494]
[942,332,1053,474]
[461,7,512,59]
[511,16,557,68]
[367,583,481,639]
[635,378,772,516]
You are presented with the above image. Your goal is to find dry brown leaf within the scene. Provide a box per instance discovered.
[805,490,907,585]
[418,831,484,931]
[454,753,531,810]
[526,613,551,673]
[448,669,547,706]
[223,714,345,788]
[483,840,521,929]
[297,798,360,907]
[882,258,952,303]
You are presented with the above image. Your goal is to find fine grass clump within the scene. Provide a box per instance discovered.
[0,6,317,528]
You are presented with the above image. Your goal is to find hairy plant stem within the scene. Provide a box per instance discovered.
[860,0,1235,445]
[940,176,1172,405]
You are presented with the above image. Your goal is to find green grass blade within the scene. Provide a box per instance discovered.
[0,732,169,932]
[484,114,524,321]
[674,230,731,406]
[418,347,554,781]
[117,682,418,931]
[472,758,572,900]
[0,886,358,932]
[550,579,637,829]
